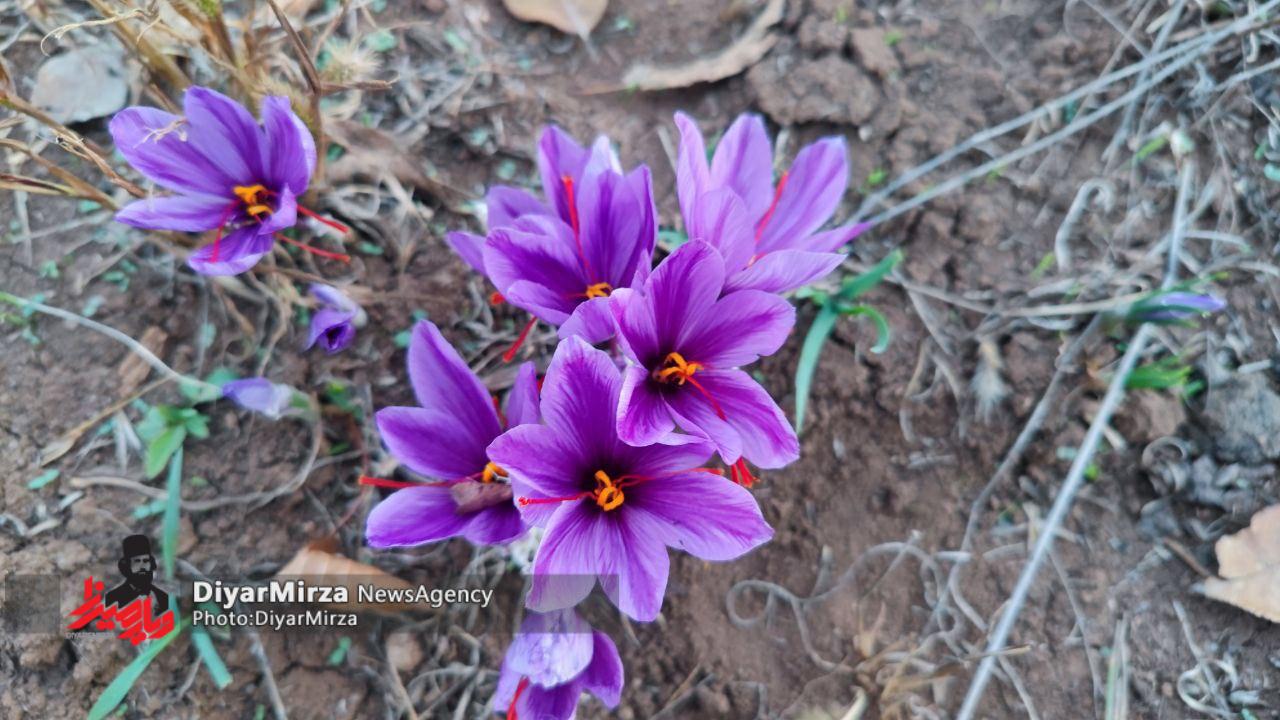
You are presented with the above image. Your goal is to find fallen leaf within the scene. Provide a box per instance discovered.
[276,538,425,613]
[327,120,466,203]
[29,44,129,123]
[1197,504,1280,622]
[503,0,607,37]
[616,0,783,92]
[117,327,168,394]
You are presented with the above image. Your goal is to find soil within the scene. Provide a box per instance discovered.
[3,1,1279,719]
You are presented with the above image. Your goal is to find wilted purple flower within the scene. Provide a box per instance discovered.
[110,86,349,276]
[610,241,798,482]
[364,320,539,547]
[222,378,296,420]
[1127,291,1226,324]
[491,609,623,720]
[487,336,773,621]
[674,112,868,294]
[446,128,656,351]
[305,284,364,354]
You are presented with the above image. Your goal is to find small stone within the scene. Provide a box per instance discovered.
[850,28,899,79]
[386,631,423,673]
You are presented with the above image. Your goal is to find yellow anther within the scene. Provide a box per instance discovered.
[232,184,268,204]
[246,204,271,218]
[584,282,613,299]
[653,351,704,385]
[592,469,624,511]
[481,462,506,483]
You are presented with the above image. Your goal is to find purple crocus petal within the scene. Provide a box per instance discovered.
[647,241,726,353]
[365,486,476,548]
[536,336,622,460]
[305,307,356,353]
[108,107,236,196]
[624,433,716,476]
[488,424,584,528]
[488,185,551,228]
[491,660,524,713]
[459,501,527,545]
[725,250,846,294]
[557,297,616,344]
[257,186,298,236]
[115,194,231,232]
[445,231,487,273]
[666,369,799,468]
[710,114,776,222]
[608,288,658,366]
[757,137,849,254]
[805,220,871,253]
[515,682,582,720]
[576,153,647,289]
[222,378,294,419]
[596,507,671,622]
[310,283,359,314]
[674,112,711,224]
[616,364,674,447]
[627,165,658,270]
[507,609,594,685]
[405,320,502,453]
[503,280,574,326]
[579,631,624,707]
[182,86,264,184]
[259,95,314,194]
[187,225,274,275]
[685,290,794,368]
[686,188,755,273]
[504,362,541,428]
[376,406,489,480]
[630,471,773,561]
[483,225,586,319]
[527,503,614,613]
[538,125,591,222]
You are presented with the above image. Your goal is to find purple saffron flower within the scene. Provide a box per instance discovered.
[304,284,364,354]
[365,320,539,547]
[1127,291,1226,324]
[222,378,296,420]
[487,336,773,621]
[610,241,799,479]
[491,609,623,720]
[674,112,868,294]
[446,128,656,348]
[110,86,348,276]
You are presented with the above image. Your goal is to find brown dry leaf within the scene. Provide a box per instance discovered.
[1198,504,1280,622]
[327,120,465,203]
[276,538,425,613]
[617,0,783,92]
[117,326,168,393]
[503,0,607,37]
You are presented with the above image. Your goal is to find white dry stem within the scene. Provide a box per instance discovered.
[971,337,1010,423]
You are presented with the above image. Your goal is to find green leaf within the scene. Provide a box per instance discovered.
[327,636,352,666]
[837,249,903,302]
[840,305,892,353]
[191,623,233,689]
[86,618,185,720]
[135,407,170,443]
[364,29,397,52]
[1265,164,1280,183]
[183,413,210,440]
[28,469,60,490]
[161,446,183,581]
[1133,136,1167,163]
[793,304,840,435]
[145,426,186,480]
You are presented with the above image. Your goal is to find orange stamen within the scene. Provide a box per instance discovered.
[582,281,612,299]
[516,467,716,510]
[503,317,538,363]
[274,233,351,262]
[653,351,704,386]
[507,677,531,720]
[754,170,789,243]
[481,461,507,484]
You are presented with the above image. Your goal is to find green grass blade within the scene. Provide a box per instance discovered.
[794,304,840,435]
[191,623,233,689]
[87,619,185,720]
[842,305,893,354]
[838,248,904,301]
[161,446,183,581]
[145,426,186,479]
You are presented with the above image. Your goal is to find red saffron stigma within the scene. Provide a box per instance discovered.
[754,170,789,242]
[274,233,351,262]
[358,475,451,490]
[296,205,351,234]
[560,174,595,282]
[729,459,756,487]
[518,491,592,507]
[507,677,531,720]
[503,316,538,363]
[685,375,728,420]
[489,291,505,306]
